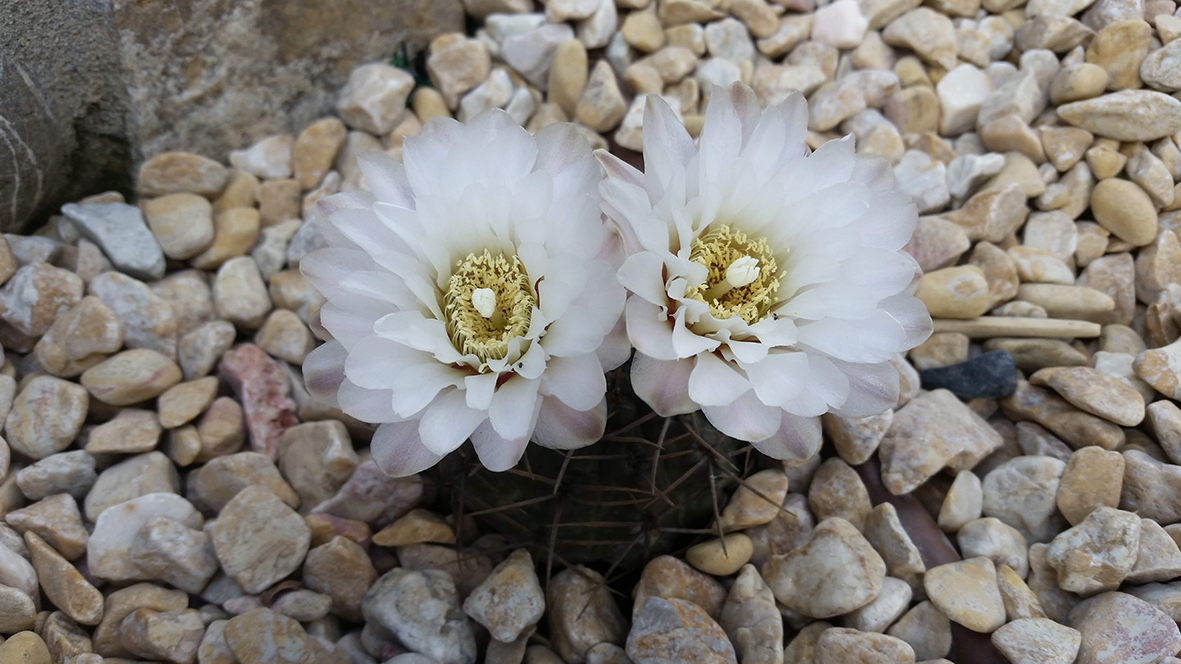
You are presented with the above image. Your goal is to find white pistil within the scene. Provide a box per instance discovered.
[702,256,760,301]
[472,288,497,318]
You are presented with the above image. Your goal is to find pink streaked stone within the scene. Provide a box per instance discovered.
[219,344,297,460]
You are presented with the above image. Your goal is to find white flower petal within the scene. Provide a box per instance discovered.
[303,340,347,407]
[672,309,720,357]
[471,419,532,472]
[489,375,542,441]
[630,354,697,417]
[832,359,899,418]
[337,379,401,423]
[542,353,606,412]
[465,372,499,411]
[418,389,487,456]
[688,352,751,407]
[618,252,670,309]
[358,152,415,208]
[532,397,607,450]
[643,94,696,193]
[702,390,782,443]
[371,421,443,478]
[750,412,822,463]
[596,316,634,372]
[625,296,679,361]
[740,351,808,409]
[318,294,395,351]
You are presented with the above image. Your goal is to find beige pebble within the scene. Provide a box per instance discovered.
[372,509,457,548]
[191,208,261,270]
[1090,178,1159,246]
[142,193,215,260]
[716,469,789,531]
[923,557,1006,633]
[685,534,754,576]
[85,408,161,454]
[157,376,219,429]
[81,349,182,406]
[916,266,991,318]
[1056,446,1124,526]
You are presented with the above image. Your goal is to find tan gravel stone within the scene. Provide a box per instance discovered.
[548,565,628,664]
[5,376,89,459]
[686,534,753,577]
[1032,366,1145,426]
[5,493,89,561]
[81,349,182,406]
[764,517,886,619]
[808,458,872,531]
[924,557,1006,633]
[916,265,991,318]
[33,296,123,378]
[1069,592,1181,664]
[982,455,1068,543]
[1057,446,1125,525]
[716,469,789,531]
[27,531,103,625]
[816,628,915,663]
[991,618,1081,664]
[996,564,1048,621]
[1134,337,1181,400]
[1047,506,1140,595]
[191,208,261,270]
[209,485,311,594]
[999,380,1124,450]
[142,193,215,260]
[1127,518,1181,584]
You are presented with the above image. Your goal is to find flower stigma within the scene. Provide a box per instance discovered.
[686,224,782,324]
[444,250,535,365]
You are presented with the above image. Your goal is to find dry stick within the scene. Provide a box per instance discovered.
[650,417,672,498]
[932,316,1102,338]
[706,461,729,558]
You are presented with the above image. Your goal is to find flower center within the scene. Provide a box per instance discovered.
[444,250,535,365]
[685,224,782,324]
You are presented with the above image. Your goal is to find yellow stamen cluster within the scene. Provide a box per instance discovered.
[444,250,535,365]
[685,224,782,324]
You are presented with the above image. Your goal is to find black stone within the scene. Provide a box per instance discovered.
[920,350,1018,399]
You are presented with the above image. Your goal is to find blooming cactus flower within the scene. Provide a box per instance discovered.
[599,83,932,463]
[302,111,628,476]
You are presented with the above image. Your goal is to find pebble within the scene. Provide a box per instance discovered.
[883,8,956,70]
[335,63,415,136]
[864,503,926,593]
[1134,337,1181,400]
[33,296,122,377]
[991,618,1082,664]
[273,420,356,510]
[923,557,1006,633]
[26,531,103,625]
[16,451,95,501]
[1069,592,1181,664]
[982,455,1067,543]
[1033,365,1145,426]
[920,351,1017,399]
[292,118,347,190]
[219,344,297,459]
[878,389,1002,494]
[715,469,789,531]
[91,271,178,358]
[843,575,913,633]
[4,376,88,459]
[157,376,218,428]
[142,193,216,260]
[256,180,301,228]
[224,608,323,664]
[1050,63,1110,105]
[1008,245,1074,284]
[883,601,950,660]
[547,565,628,663]
[633,554,726,620]
[808,458,872,531]
[363,567,477,664]
[5,493,88,561]
[958,517,1029,577]
[255,309,315,364]
[212,256,272,329]
[0,632,51,664]
[822,410,893,465]
[1089,178,1159,247]
[179,320,236,380]
[626,597,736,664]
[894,150,950,213]
[187,451,300,513]
[1149,400,1181,464]
[763,517,885,618]
[812,0,869,49]
[815,628,915,663]
[462,549,544,642]
[119,608,204,663]
[1057,447,1125,525]
[303,536,376,622]
[915,265,991,318]
[938,470,983,533]
[60,202,166,280]
[1127,149,1175,208]
[548,39,588,116]
[0,584,36,633]
[228,134,293,181]
[1046,506,1139,595]
[137,151,229,198]
[80,349,182,406]
[951,183,1029,243]
[209,485,310,594]
[1127,518,1181,583]
[999,380,1124,450]
[937,65,993,136]
[87,492,200,581]
[1058,90,1181,141]
[685,534,753,576]
[1122,450,1181,525]
[718,565,782,664]
[0,262,83,339]
[84,451,180,522]
[502,25,573,90]
[1141,38,1181,91]
[745,494,815,568]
